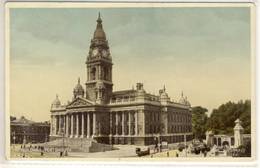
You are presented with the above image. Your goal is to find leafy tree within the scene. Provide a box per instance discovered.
[10,116,16,121]
[191,106,208,140]
[206,100,251,135]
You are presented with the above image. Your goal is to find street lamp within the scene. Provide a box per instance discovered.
[62,127,65,156]
[23,131,26,146]
[184,133,187,157]
[12,131,16,149]
[22,131,26,157]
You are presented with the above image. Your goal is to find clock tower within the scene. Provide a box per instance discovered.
[85,13,113,104]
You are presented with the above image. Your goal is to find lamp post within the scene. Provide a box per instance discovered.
[62,127,65,156]
[12,131,16,150]
[184,133,187,157]
[22,131,26,157]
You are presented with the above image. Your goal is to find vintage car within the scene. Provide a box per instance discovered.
[136,147,150,157]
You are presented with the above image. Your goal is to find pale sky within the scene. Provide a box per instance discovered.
[9,7,251,122]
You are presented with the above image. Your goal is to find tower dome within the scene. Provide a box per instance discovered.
[73,78,84,98]
[93,12,106,40]
[51,94,61,108]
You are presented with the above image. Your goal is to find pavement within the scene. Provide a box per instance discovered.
[10,144,140,158]
[9,144,231,159]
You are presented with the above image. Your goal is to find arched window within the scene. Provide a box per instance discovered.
[103,67,108,80]
[91,67,96,80]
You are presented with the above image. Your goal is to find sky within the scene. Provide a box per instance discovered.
[9,7,251,122]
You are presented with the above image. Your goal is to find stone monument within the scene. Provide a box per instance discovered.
[206,130,214,146]
[234,119,244,148]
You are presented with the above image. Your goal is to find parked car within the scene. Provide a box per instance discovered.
[177,143,185,152]
[136,147,150,157]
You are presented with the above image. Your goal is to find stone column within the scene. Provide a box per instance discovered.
[87,69,90,81]
[142,110,145,135]
[75,113,79,138]
[109,112,113,145]
[128,111,131,135]
[63,115,66,135]
[87,113,90,138]
[109,112,112,135]
[110,67,112,81]
[66,115,69,137]
[98,66,102,79]
[93,112,96,136]
[122,112,125,136]
[53,116,56,135]
[135,111,138,135]
[115,112,118,135]
[81,113,85,138]
[50,116,53,135]
[56,116,59,135]
[70,114,74,138]
[58,116,62,135]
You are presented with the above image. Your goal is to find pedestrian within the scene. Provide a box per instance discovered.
[204,151,207,157]
[167,151,169,157]
[155,144,158,153]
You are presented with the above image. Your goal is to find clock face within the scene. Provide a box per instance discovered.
[92,49,99,56]
[102,50,108,57]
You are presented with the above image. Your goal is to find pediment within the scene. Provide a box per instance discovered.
[67,97,94,107]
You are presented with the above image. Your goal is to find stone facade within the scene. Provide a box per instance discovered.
[205,119,250,148]
[11,116,50,144]
[50,13,193,145]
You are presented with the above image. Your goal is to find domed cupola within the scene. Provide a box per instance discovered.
[73,78,85,99]
[93,12,106,40]
[51,94,61,108]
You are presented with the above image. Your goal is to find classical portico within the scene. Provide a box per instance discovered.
[51,112,96,138]
[50,99,141,141]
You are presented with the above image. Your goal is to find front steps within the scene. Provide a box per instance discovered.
[44,137,113,153]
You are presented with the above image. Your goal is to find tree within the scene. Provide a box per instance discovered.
[206,100,251,135]
[10,116,16,121]
[191,106,208,140]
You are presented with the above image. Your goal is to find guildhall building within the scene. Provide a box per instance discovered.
[50,14,193,145]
